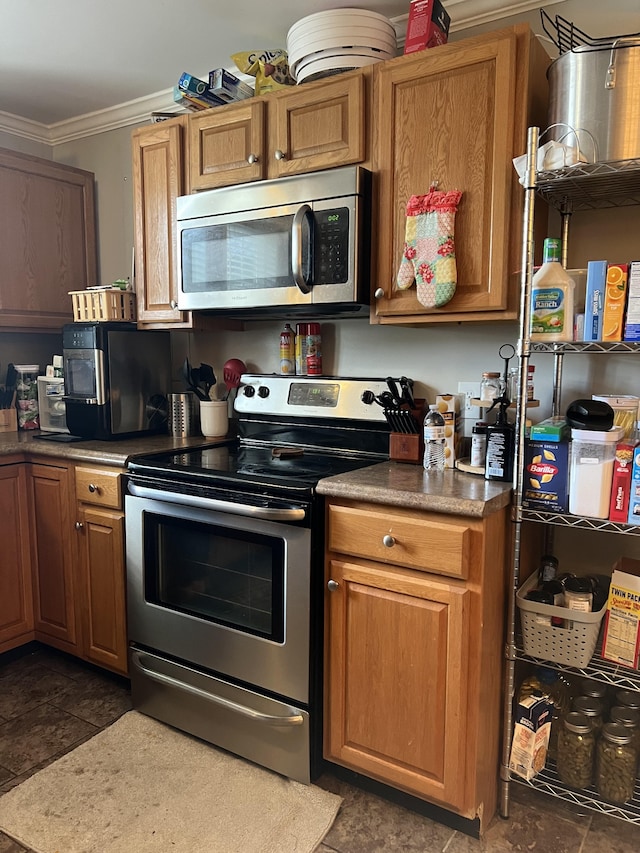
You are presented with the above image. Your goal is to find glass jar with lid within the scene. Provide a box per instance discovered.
[610,706,640,755]
[557,711,595,789]
[480,372,505,403]
[580,679,610,716]
[615,689,640,713]
[596,722,638,803]
[572,695,604,736]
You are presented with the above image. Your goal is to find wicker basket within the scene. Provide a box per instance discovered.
[69,289,136,322]
[516,572,607,668]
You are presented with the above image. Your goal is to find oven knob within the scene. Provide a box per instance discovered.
[258,386,270,399]
[243,385,255,397]
[327,580,339,592]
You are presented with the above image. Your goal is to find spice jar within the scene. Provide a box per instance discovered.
[563,576,593,612]
[572,696,604,736]
[480,372,505,403]
[557,711,595,789]
[596,723,638,804]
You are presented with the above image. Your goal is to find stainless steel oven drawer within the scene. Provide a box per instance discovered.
[129,646,311,784]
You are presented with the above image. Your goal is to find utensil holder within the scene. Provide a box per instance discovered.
[169,392,199,437]
[389,399,426,464]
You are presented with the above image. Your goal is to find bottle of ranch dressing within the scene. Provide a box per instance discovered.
[530,238,575,342]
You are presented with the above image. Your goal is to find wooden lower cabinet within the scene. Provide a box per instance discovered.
[324,499,509,831]
[0,462,34,652]
[27,459,128,675]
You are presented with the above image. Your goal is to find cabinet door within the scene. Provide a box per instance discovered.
[29,463,77,651]
[0,147,96,332]
[373,31,518,322]
[0,464,34,650]
[132,118,192,328]
[77,506,127,675]
[325,558,470,810]
[188,100,266,190]
[268,74,366,178]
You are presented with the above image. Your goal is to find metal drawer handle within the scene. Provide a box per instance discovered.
[327,579,339,592]
[170,299,178,309]
[382,534,395,548]
[131,651,304,727]
[274,149,286,161]
[75,521,83,530]
[88,483,99,494]
[247,153,259,164]
[374,288,385,299]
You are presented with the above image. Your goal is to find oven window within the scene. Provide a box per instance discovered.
[144,514,285,642]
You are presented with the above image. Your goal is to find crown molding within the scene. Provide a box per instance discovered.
[1,0,562,147]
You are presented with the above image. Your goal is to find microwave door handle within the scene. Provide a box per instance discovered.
[291,204,312,294]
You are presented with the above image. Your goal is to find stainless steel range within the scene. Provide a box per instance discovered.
[125,375,391,784]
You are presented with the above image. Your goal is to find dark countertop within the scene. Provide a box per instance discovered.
[0,431,226,467]
[316,461,513,517]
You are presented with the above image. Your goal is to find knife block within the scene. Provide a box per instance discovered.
[388,399,426,464]
[0,407,17,432]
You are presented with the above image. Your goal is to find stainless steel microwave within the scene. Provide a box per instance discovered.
[176,166,371,316]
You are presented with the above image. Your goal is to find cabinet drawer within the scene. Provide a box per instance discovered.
[328,504,471,579]
[75,466,122,510]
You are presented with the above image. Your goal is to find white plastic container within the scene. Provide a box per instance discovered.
[569,426,625,518]
[37,376,68,433]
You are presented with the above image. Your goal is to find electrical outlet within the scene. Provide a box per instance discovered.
[458,381,481,414]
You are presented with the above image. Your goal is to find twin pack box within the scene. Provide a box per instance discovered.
[601,557,640,669]
[403,0,450,54]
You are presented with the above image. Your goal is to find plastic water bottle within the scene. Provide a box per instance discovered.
[423,404,446,471]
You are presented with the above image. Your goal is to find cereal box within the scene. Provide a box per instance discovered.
[509,693,552,781]
[403,0,450,55]
[583,260,606,341]
[627,446,640,526]
[602,263,629,342]
[522,439,570,512]
[436,394,460,469]
[601,557,640,668]
[623,261,640,341]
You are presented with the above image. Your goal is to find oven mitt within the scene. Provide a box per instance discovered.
[396,187,463,308]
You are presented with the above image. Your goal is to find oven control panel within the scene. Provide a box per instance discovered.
[235,375,391,421]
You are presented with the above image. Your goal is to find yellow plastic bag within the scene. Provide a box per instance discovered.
[231,49,295,95]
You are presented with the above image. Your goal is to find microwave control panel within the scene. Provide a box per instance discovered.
[315,208,348,284]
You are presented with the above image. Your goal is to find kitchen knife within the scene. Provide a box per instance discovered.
[400,376,416,409]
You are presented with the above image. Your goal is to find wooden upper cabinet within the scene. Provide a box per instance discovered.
[132,117,194,328]
[188,73,367,191]
[0,147,96,332]
[372,25,548,324]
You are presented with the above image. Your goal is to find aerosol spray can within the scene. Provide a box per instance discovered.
[279,323,296,375]
[306,323,322,375]
[295,323,309,375]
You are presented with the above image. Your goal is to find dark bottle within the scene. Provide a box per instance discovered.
[538,554,559,584]
[484,396,515,482]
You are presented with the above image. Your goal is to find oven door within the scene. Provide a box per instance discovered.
[125,490,312,704]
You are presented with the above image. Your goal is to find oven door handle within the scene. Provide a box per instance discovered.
[131,651,304,727]
[127,482,306,521]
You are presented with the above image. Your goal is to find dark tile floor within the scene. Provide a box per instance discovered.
[0,645,636,852]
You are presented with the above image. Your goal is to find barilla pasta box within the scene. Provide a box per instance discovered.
[623,261,640,341]
[601,557,640,668]
[509,692,552,781]
[627,446,640,526]
[609,442,637,522]
[602,263,629,342]
[522,439,569,512]
[436,394,460,469]
[404,0,450,54]
[583,259,606,341]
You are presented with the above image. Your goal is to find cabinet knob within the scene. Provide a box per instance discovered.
[274,149,286,161]
[327,579,339,592]
[382,534,395,548]
[75,521,83,530]
[374,288,385,299]
[88,483,99,494]
[170,300,178,309]
[247,153,259,165]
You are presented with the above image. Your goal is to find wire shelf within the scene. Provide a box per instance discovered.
[520,509,640,536]
[536,159,640,211]
[528,341,640,354]
[511,760,640,824]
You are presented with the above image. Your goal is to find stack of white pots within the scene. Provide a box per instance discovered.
[287,8,397,84]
